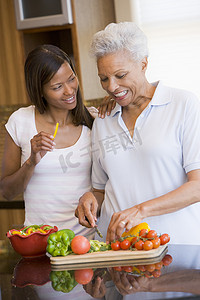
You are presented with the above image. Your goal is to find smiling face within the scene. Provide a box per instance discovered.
[97,50,148,108]
[42,62,79,111]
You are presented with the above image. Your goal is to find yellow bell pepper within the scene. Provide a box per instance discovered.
[132,266,141,274]
[121,222,150,241]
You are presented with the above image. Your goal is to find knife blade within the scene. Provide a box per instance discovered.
[85,216,103,239]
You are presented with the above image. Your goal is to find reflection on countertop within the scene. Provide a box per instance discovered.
[1,244,200,300]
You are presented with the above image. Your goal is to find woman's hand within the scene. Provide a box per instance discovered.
[83,276,106,298]
[98,96,116,118]
[108,268,150,295]
[75,192,98,228]
[29,131,55,165]
[106,205,143,243]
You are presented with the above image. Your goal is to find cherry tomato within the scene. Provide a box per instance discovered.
[71,236,90,255]
[143,240,153,251]
[152,237,161,249]
[147,230,157,239]
[160,234,170,245]
[135,240,144,250]
[111,240,121,251]
[154,261,163,270]
[137,265,146,272]
[152,269,161,278]
[144,271,152,278]
[131,237,138,245]
[74,268,94,284]
[139,229,148,238]
[162,254,173,266]
[122,266,132,273]
[113,266,122,272]
[145,264,155,272]
[120,239,131,250]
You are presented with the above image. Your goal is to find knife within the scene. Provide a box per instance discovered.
[85,216,103,239]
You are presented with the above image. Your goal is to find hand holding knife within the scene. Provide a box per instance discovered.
[85,216,103,239]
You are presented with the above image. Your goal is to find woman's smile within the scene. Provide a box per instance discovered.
[62,94,76,104]
[113,90,129,101]
[97,50,147,108]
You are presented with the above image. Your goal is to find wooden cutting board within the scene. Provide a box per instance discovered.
[50,244,168,270]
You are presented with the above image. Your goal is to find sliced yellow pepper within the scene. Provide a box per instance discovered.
[37,229,47,234]
[26,228,34,235]
[53,122,59,139]
[12,230,22,235]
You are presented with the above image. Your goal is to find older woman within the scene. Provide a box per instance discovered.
[76,22,200,245]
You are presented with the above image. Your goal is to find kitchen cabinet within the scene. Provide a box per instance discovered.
[0,0,115,106]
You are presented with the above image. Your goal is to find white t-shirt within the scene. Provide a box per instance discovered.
[5,105,94,238]
[92,81,200,244]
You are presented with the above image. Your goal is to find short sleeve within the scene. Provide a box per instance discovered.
[91,118,108,190]
[5,110,21,146]
[87,106,99,118]
[182,94,200,173]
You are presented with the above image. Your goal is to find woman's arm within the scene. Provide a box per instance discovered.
[0,131,35,200]
[109,268,200,295]
[0,130,55,200]
[106,169,200,242]
[139,169,200,218]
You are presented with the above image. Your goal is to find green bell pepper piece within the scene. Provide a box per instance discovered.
[60,229,75,242]
[89,240,111,252]
[50,270,77,293]
[46,229,74,256]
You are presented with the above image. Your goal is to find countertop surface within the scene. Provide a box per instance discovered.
[0,243,200,300]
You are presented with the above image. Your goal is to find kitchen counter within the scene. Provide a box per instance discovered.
[0,244,200,300]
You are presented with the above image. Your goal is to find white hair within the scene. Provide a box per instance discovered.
[90,22,149,62]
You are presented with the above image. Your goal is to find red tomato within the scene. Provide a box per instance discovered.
[143,240,153,251]
[139,229,148,238]
[137,265,146,272]
[122,266,133,273]
[111,240,121,251]
[113,266,122,272]
[144,271,152,278]
[71,236,90,254]
[154,261,163,270]
[74,269,94,284]
[152,237,161,249]
[162,254,173,266]
[135,240,144,250]
[131,237,138,245]
[145,264,155,272]
[120,239,131,250]
[152,269,161,278]
[160,234,170,245]
[147,230,157,239]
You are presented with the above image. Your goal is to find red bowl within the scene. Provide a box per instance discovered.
[6,226,58,258]
[11,255,51,287]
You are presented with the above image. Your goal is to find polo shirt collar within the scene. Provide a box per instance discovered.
[150,81,171,106]
[110,80,171,117]
[110,102,121,117]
